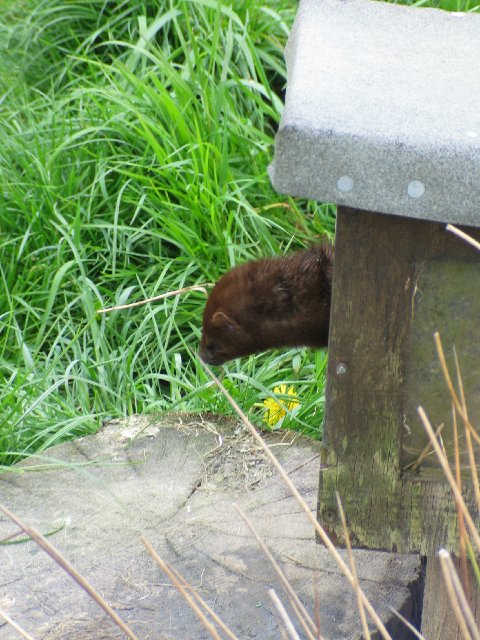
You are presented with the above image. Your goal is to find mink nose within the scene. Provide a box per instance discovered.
[199,344,224,365]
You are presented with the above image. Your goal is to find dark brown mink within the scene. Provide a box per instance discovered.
[200,244,333,365]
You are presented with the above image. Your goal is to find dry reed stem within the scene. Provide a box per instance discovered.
[439,549,480,640]
[0,503,139,640]
[0,608,37,640]
[201,360,394,640]
[313,572,322,640]
[140,536,225,640]
[434,333,480,448]
[465,540,480,601]
[233,503,319,640]
[336,493,370,640]
[277,625,289,640]
[269,589,301,640]
[388,608,427,640]
[96,284,211,314]
[255,202,295,213]
[453,347,480,513]
[404,423,444,473]
[167,563,239,640]
[435,334,480,587]
[446,224,480,253]
[417,408,480,553]
[438,557,471,640]
[438,432,447,458]
[452,402,470,598]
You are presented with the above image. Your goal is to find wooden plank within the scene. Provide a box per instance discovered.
[403,260,480,479]
[421,556,480,639]
[318,207,480,554]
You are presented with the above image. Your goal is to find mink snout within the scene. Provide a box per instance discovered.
[200,244,333,364]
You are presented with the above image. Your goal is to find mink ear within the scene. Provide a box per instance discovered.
[211,311,238,333]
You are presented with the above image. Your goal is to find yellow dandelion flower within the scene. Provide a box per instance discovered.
[263,384,299,428]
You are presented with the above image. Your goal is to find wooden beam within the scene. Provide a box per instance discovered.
[318,207,480,554]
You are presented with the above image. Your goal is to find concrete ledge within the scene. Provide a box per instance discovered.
[270,0,480,225]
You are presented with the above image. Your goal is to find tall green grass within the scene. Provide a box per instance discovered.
[1,0,478,466]
[0,0,337,465]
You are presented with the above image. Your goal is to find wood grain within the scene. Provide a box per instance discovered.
[421,555,480,639]
[318,207,480,554]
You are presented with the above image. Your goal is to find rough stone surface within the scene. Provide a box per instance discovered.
[270,0,480,226]
[0,415,422,639]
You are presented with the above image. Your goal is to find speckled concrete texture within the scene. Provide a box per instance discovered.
[270,0,480,225]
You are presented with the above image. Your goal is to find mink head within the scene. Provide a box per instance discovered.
[200,263,267,365]
[200,245,333,365]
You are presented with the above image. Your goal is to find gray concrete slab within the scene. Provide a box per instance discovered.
[0,415,422,639]
[270,0,480,225]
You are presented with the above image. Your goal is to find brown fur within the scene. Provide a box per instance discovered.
[200,244,333,365]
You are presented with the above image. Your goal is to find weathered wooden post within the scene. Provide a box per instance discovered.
[270,0,480,635]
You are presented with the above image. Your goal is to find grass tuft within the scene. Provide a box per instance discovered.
[0,0,335,463]
[1,0,478,463]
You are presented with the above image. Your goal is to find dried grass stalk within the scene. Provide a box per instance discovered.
[269,589,301,640]
[452,402,470,597]
[388,608,427,640]
[404,423,444,473]
[434,333,480,448]
[140,535,227,640]
[446,224,480,253]
[202,360,394,640]
[0,608,37,640]
[0,502,140,640]
[438,549,480,640]
[417,408,480,554]
[313,571,322,640]
[97,284,211,314]
[167,563,239,640]
[234,503,319,640]
[453,347,480,513]
[336,493,370,640]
